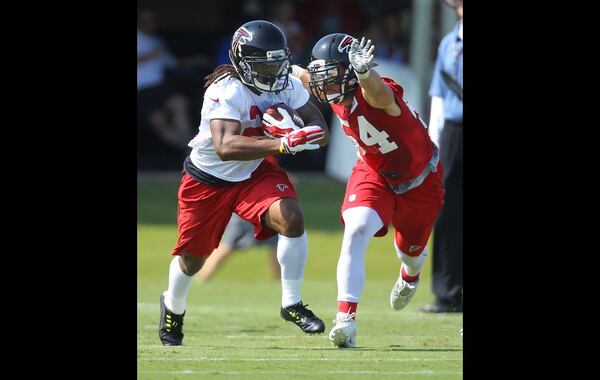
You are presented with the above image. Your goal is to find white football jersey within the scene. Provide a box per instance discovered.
[188,74,309,182]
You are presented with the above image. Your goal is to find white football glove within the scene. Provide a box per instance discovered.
[262,108,301,138]
[348,37,376,75]
[279,126,325,155]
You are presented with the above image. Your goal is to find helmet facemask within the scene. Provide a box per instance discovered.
[307,59,357,104]
[231,48,291,93]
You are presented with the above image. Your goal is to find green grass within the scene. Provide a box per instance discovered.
[138,175,462,379]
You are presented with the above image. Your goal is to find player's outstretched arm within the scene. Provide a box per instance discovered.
[349,37,400,116]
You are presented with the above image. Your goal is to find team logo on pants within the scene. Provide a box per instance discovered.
[409,245,421,253]
[276,184,288,192]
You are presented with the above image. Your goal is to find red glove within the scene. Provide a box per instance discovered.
[262,108,301,138]
[279,126,325,155]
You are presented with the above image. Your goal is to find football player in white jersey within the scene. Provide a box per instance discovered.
[158,20,329,346]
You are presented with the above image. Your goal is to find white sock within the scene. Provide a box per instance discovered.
[337,207,384,303]
[163,256,195,314]
[395,241,428,278]
[277,232,308,308]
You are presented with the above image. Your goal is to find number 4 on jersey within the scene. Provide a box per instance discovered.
[357,116,399,154]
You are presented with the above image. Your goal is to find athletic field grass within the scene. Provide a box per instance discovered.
[138,174,463,379]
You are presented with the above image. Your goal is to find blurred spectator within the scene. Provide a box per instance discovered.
[295,0,367,39]
[361,21,383,55]
[270,0,310,66]
[397,8,412,63]
[362,12,407,64]
[418,0,463,314]
[137,9,194,149]
[213,1,265,65]
[319,0,366,36]
[380,13,406,63]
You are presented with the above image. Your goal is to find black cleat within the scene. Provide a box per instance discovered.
[159,294,185,346]
[280,301,325,334]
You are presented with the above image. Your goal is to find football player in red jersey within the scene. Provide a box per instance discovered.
[291,34,445,348]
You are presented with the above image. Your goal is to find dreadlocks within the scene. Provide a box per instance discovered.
[204,64,240,88]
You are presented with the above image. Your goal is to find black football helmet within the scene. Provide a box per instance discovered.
[229,20,291,93]
[307,33,358,104]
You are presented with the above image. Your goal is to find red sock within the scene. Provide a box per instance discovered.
[338,301,358,319]
[401,266,420,283]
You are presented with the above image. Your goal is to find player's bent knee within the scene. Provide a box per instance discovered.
[180,253,206,276]
[279,214,304,237]
[345,221,374,240]
[277,203,305,237]
[342,207,384,240]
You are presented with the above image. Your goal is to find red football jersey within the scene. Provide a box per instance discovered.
[330,77,435,186]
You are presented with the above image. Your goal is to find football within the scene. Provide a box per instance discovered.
[263,103,305,128]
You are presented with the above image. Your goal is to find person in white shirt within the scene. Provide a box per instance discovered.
[158,20,329,346]
[137,9,193,148]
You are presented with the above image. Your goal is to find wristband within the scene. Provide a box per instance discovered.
[354,69,371,79]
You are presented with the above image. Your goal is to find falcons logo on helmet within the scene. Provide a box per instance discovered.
[232,27,253,54]
[337,35,354,53]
